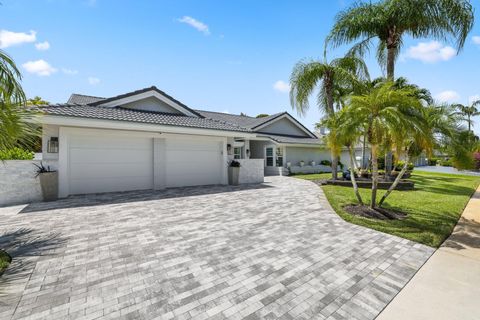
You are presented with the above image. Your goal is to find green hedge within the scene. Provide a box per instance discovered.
[0,148,35,160]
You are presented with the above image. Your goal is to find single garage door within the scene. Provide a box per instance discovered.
[68,134,154,195]
[165,137,223,188]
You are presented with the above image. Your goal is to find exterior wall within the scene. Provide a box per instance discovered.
[285,146,330,167]
[237,159,264,184]
[122,97,183,114]
[0,159,57,207]
[249,140,271,160]
[258,117,308,136]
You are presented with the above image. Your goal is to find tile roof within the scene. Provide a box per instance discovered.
[38,104,251,132]
[195,110,286,130]
[258,133,323,145]
[67,94,105,105]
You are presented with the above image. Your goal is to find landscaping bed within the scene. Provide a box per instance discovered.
[326,179,414,190]
[295,171,480,247]
[0,250,12,276]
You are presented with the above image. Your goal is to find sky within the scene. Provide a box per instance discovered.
[2,0,480,134]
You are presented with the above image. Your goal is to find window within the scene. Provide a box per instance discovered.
[234,147,242,159]
[266,147,273,166]
[276,147,283,167]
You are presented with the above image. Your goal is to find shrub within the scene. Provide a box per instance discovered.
[439,159,453,167]
[320,159,332,166]
[474,152,480,170]
[395,161,414,171]
[338,160,344,170]
[0,148,34,160]
[427,157,437,166]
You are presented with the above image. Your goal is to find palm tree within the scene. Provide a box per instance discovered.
[26,96,49,106]
[453,101,480,133]
[343,82,424,209]
[290,55,369,179]
[326,0,474,80]
[0,50,26,104]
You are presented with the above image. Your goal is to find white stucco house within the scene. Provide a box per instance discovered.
[38,86,354,198]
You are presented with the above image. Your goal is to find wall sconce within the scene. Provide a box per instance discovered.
[47,137,59,153]
[246,149,250,158]
[227,144,232,155]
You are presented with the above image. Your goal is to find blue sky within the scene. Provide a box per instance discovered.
[2,0,480,134]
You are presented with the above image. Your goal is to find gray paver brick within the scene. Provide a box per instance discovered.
[0,176,434,319]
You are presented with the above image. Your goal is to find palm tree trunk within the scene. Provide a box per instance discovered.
[361,133,367,169]
[370,144,379,209]
[385,151,393,178]
[331,153,338,180]
[386,46,395,80]
[349,146,363,205]
[379,155,410,207]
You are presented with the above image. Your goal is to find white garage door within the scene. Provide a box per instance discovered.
[68,134,153,195]
[166,138,223,188]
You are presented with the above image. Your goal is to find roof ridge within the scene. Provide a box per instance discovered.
[195,109,257,119]
[70,93,106,99]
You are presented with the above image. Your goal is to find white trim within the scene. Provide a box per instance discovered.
[96,90,199,117]
[253,114,317,138]
[40,115,256,138]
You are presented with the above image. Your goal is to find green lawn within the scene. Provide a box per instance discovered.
[294,171,480,247]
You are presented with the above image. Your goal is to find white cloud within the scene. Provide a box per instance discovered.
[62,68,78,75]
[473,36,480,45]
[405,41,456,63]
[273,80,290,93]
[35,41,50,51]
[88,77,100,85]
[0,29,36,48]
[435,90,460,103]
[468,95,480,104]
[22,59,57,76]
[178,16,210,35]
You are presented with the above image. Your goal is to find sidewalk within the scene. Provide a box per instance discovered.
[377,185,480,320]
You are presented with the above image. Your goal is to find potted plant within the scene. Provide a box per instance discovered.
[34,162,58,201]
[310,161,316,166]
[228,160,241,185]
[299,160,305,167]
[286,162,291,168]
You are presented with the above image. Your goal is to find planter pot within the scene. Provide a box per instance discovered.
[228,167,240,186]
[311,161,316,166]
[39,171,58,201]
[299,161,305,167]
[286,162,291,168]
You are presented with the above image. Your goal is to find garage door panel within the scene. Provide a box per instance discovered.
[165,138,222,187]
[70,148,152,163]
[70,162,152,180]
[68,133,153,195]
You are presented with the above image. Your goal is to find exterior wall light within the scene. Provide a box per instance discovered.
[47,137,59,153]
[227,144,232,155]
[246,149,250,158]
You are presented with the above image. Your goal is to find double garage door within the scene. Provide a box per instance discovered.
[68,132,223,195]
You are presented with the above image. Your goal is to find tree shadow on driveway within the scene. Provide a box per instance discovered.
[19,182,273,214]
[0,228,67,316]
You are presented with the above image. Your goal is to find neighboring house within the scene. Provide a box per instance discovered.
[38,86,356,197]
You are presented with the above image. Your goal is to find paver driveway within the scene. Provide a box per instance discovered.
[0,176,434,320]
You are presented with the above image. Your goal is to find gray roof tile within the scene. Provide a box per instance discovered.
[67,94,105,105]
[39,104,251,132]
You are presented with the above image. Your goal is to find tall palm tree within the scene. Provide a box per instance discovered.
[0,50,26,104]
[290,55,369,179]
[343,82,424,209]
[453,100,480,133]
[326,0,474,80]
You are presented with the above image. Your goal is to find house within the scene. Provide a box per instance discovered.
[38,86,354,197]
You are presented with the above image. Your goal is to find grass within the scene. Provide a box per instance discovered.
[0,250,12,275]
[294,171,480,247]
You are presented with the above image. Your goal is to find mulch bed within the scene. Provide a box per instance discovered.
[343,204,408,220]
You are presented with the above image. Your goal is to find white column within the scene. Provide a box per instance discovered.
[58,127,69,198]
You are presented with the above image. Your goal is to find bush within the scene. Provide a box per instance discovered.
[377,157,385,170]
[439,159,453,167]
[474,152,480,170]
[395,161,414,171]
[427,157,440,166]
[338,160,344,170]
[320,159,331,166]
[0,148,34,160]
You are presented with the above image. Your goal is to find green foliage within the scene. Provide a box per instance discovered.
[255,114,269,118]
[428,157,440,166]
[320,159,332,166]
[26,96,49,106]
[0,250,12,274]
[296,171,480,247]
[395,161,414,171]
[439,159,453,167]
[0,102,40,150]
[0,147,34,160]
